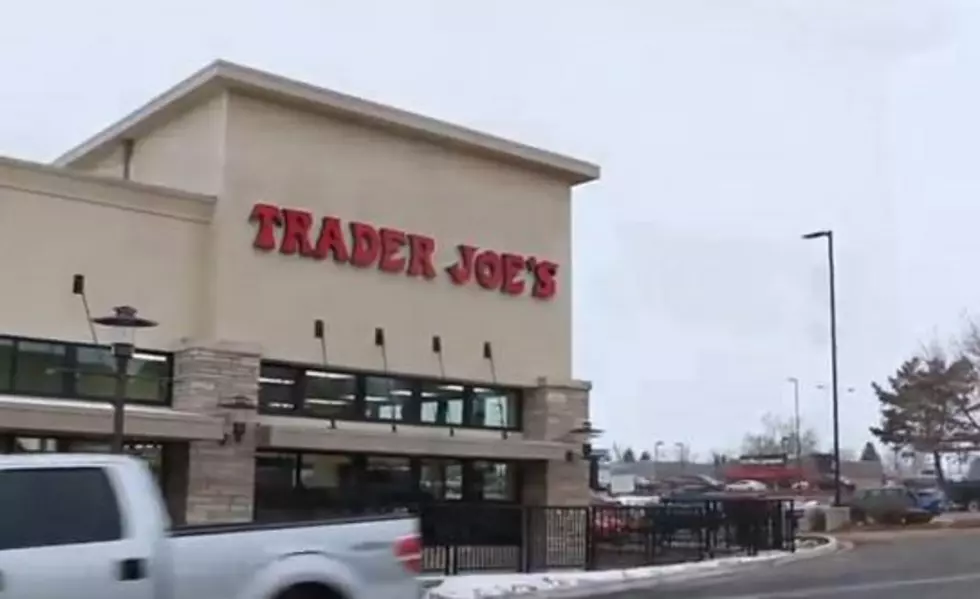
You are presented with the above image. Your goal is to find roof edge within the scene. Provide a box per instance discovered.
[0,154,216,205]
[54,60,600,185]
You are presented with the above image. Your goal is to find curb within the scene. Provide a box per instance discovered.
[428,536,844,599]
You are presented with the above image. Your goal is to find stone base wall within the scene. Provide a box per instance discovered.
[521,378,592,506]
[167,340,260,524]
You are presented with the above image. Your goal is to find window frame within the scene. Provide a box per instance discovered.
[258,360,523,432]
[0,335,173,406]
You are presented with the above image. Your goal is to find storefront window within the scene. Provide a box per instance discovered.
[259,364,299,413]
[13,341,67,395]
[420,459,464,501]
[0,339,12,391]
[74,348,170,403]
[300,454,356,495]
[364,376,411,421]
[419,382,464,426]
[255,360,524,432]
[469,388,519,429]
[0,337,171,404]
[364,456,414,504]
[256,453,298,487]
[126,352,171,402]
[474,461,517,501]
[303,370,357,419]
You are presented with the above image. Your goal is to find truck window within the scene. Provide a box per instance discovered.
[0,467,122,550]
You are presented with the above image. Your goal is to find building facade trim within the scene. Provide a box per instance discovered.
[0,395,224,440]
[54,60,600,185]
[0,155,215,222]
[256,416,569,461]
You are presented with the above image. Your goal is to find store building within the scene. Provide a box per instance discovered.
[0,61,599,523]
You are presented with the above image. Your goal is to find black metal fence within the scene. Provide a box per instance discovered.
[420,498,796,575]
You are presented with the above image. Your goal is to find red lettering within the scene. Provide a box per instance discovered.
[378,228,407,273]
[531,259,558,300]
[312,216,350,263]
[446,244,477,285]
[500,253,526,296]
[349,222,381,268]
[474,250,503,291]
[279,208,315,256]
[406,234,436,279]
[249,203,281,251]
[248,204,553,299]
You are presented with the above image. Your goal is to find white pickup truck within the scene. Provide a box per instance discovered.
[0,454,422,599]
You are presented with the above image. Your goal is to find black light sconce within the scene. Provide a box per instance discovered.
[375,327,386,347]
[483,341,498,383]
[71,274,100,344]
[432,335,446,378]
[314,319,329,365]
[218,395,256,446]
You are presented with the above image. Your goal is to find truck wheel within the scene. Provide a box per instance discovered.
[968,500,980,513]
[275,583,345,599]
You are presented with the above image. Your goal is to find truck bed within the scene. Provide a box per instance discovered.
[169,513,418,599]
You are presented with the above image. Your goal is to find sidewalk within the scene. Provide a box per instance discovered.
[423,537,838,599]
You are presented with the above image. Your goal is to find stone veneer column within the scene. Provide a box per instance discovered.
[169,340,260,524]
[522,377,592,506]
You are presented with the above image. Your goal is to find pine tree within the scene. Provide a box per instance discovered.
[870,355,977,486]
[621,447,637,463]
[859,441,881,462]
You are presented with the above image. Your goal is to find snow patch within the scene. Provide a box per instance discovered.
[423,551,786,599]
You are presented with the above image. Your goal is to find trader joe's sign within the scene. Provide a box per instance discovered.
[249,203,558,300]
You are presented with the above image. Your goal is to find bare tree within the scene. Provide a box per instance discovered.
[741,413,819,456]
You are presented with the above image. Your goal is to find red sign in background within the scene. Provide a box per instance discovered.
[249,203,558,300]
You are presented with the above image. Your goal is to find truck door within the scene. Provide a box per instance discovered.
[0,466,155,599]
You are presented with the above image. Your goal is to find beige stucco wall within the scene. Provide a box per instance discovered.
[76,94,228,197]
[0,158,212,347]
[211,94,573,385]
[17,86,576,386]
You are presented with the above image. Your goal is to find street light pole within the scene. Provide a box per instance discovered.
[803,229,843,506]
[787,377,802,472]
[91,306,158,454]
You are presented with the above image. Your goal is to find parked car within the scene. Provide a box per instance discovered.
[913,487,948,515]
[945,479,980,512]
[0,453,421,599]
[848,486,934,525]
[725,479,768,492]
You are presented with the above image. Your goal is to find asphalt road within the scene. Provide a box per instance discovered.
[596,531,980,599]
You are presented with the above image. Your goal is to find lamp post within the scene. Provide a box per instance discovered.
[675,442,687,470]
[91,305,158,454]
[786,377,802,472]
[802,229,843,506]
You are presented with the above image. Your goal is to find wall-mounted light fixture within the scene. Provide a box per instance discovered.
[218,395,256,445]
[432,335,446,379]
[567,420,603,461]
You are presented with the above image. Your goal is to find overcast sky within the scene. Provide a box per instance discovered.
[2,0,978,458]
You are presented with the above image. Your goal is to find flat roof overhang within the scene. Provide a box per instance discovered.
[0,395,224,441]
[256,415,569,461]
